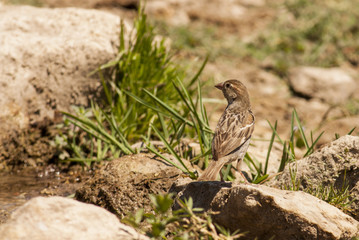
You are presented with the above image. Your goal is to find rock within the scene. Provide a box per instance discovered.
[317,116,359,145]
[0,210,9,225]
[173,182,359,239]
[186,1,247,24]
[288,66,357,104]
[236,0,265,7]
[168,177,193,194]
[44,0,138,8]
[75,153,195,218]
[145,0,247,26]
[270,135,359,220]
[0,196,149,240]
[145,1,190,26]
[0,5,128,135]
[287,97,329,127]
[241,68,291,98]
[143,0,274,35]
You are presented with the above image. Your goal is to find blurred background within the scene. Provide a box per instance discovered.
[2,0,359,144]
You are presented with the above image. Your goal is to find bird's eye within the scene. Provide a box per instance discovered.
[225,83,231,88]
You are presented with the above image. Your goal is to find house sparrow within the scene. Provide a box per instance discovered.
[198,79,255,181]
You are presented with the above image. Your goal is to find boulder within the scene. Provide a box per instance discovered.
[0,5,127,135]
[173,182,359,239]
[0,196,148,240]
[288,66,357,104]
[75,153,195,218]
[270,135,359,220]
[144,0,273,36]
[317,116,359,145]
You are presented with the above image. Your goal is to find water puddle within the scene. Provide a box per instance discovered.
[0,166,89,224]
[0,171,61,213]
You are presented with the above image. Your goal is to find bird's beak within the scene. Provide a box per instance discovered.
[215,82,224,90]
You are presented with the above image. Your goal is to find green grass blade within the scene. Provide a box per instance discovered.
[146,145,186,172]
[187,55,208,88]
[158,113,169,140]
[151,125,195,178]
[267,120,284,145]
[303,131,324,157]
[288,141,295,161]
[106,111,135,153]
[348,127,356,135]
[264,121,277,174]
[63,112,132,155]
[278,141,288,172]
[189,112,205,154]
[222,163,232,181]
[293,109,310,150]
[175,78,212,132]
[244,153,261,176]
[98,70,112,106]
[190,148,212,163]
[252,174,269,184]
[124,90,171,117]
[290,110,295,143]
[143,89,194,126]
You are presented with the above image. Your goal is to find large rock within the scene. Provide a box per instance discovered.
[288,66,357,104]
[75,153,195,218]
[317,116,359,145]
[0,196,148,240]
[173,182,359,239]
[0,5,127,135]
[144,0,272,35]
[43,0,138,8]
[270,135,359,219]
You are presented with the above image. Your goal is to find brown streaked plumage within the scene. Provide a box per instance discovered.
[198,79,255,181]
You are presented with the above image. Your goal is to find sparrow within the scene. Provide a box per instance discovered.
[198,79,255,181]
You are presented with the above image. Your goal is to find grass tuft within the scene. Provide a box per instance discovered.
[59,8,209,174]
[122,193,245,239]
[244,109,323,183]
[283,168,355,214]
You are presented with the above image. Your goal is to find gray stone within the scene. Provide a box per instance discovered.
[270,135,359,221]
[288,66,357,104]
[0,5,128,134]
[174,182,359,239]
[0,196,149,240]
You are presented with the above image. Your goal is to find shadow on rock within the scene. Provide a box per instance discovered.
[172,181,232,211]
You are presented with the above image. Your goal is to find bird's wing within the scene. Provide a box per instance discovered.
[212,110,254,160]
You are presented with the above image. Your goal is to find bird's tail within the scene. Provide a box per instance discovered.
[198,160,226,181]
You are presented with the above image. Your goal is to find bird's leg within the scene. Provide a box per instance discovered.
[235,160,249,183]
[238,171,249,183]
[220,168,224,181]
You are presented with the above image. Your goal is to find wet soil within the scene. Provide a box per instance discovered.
[0,118,64,169]
[0,167,91,223]
[0,121,93,223]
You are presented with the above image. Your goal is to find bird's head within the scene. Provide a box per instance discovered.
[215,79,251,111]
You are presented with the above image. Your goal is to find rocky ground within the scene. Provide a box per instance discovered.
[0,0,359,239]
